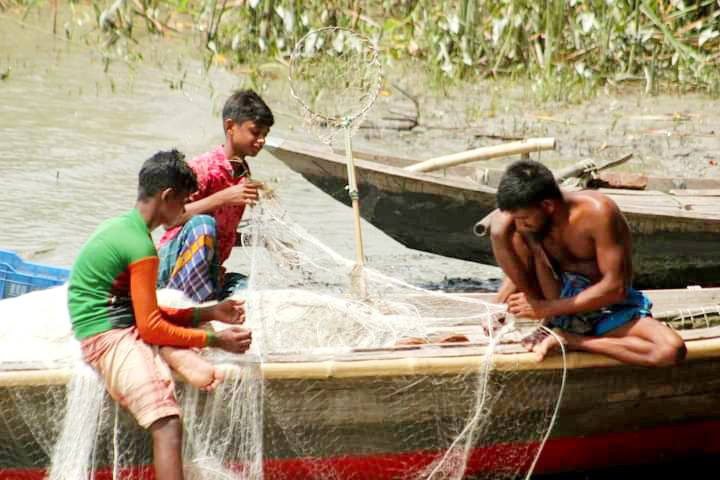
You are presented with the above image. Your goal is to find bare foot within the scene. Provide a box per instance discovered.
[176,359,225,391]
[199,367,225,392]
[521,327,548,351]
[160,347,226,391]
[532,330,568,362]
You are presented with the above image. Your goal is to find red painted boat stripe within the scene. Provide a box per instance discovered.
[3,419,720,479]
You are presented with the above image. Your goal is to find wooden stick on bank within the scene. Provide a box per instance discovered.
[405,138,556,173]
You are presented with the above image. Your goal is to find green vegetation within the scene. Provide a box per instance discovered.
[3,0,720,101]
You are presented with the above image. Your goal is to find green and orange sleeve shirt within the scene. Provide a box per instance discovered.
[68,209,209,348]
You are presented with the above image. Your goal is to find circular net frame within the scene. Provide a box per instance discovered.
[289,27,383,146]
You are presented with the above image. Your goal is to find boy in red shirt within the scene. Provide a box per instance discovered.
[157,90,274,301]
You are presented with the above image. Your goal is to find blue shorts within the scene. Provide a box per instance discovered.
[548,273,652,336]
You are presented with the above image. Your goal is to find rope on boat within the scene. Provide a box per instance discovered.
[525,326,567,480]
[657,305,720,330]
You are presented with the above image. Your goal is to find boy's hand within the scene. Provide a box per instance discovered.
[210,299,245,324]
[220,183,259,207]
[215,327,252,354]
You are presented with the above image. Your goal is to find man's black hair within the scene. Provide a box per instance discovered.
[137,149,197,200]
[496,160,562,211]
[222,90,275,129]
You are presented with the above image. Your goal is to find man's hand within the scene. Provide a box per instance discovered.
[507,292,549,320]
[219,182,259,207]
[215,327,252,354]
[209,299,245,324]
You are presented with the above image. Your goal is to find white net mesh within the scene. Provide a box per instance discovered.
[0,186,569,479]
[289,27,382,146]
[232,192,566,479]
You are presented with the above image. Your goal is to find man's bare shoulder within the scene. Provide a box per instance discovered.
[568,190,621,216]
[567,191,625,235]
[490,210,515,237]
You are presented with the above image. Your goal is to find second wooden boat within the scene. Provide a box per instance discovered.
[266,137,720,289]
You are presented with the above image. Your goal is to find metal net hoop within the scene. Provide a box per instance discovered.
[289,27,383,144]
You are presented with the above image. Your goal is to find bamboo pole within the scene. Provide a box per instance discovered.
[0,369,72,386]
[404,138,556,173]
[344,123,368,298]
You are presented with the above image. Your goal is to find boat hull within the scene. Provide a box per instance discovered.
[3,349,720,477]
[266,139,720,289]
[3,421,720,480]
[3,290,720,478]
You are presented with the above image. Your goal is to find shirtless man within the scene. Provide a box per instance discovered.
[490,160,686,366]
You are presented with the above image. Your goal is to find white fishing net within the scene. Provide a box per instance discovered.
[289,27,383,147]
[0,31,567,475]
[0,184,568,479]
[231,192,566,480]
[289,27,384,299]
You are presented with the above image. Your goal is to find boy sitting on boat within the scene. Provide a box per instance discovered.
[68,150,253,479]
[490,159,686,366]
[157,90,274,302]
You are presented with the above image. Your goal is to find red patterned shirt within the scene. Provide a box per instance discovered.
[159,145,248,266]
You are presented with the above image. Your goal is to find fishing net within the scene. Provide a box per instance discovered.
[289,27,383,298]
[289,26,382,147]
[232,191,567,480]
[0,182,568,479]
[0,28,568,480]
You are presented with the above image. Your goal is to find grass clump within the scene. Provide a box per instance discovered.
[5,0,720,102]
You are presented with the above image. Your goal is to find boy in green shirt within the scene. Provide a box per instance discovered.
[68,149,252,479]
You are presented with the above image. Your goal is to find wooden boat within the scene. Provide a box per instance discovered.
[265,137,720,289]
[2,287,720,478]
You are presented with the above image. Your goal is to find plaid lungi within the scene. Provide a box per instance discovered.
[157,215,219,302]
[549,272,653,336]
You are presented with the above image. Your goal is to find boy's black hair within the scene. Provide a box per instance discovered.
[496,160,562,211]
[137,149,197,200]
[222,90,275,129]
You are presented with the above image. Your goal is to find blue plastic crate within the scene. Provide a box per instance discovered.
[0,249,70,300]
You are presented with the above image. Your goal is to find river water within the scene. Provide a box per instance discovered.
[0,11,499,291]
[3,10,719,291]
